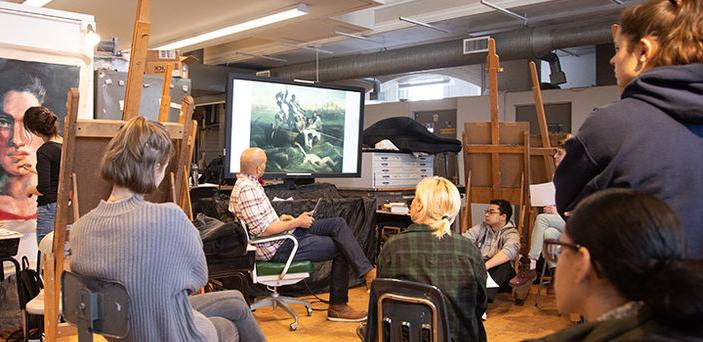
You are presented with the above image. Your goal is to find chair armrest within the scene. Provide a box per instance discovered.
[250,234,300,280]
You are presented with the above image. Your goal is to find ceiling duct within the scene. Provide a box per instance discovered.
[540,52,566,85]
[269,23,611,82]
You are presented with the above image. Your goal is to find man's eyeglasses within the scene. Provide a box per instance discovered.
[543,239,582,264]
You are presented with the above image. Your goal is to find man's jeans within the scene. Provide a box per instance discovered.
[270,217,373,305]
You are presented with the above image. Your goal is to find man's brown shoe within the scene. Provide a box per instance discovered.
[328,304,367,322]
[364,267,377,290]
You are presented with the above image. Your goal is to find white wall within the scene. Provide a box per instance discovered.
[365,85,620,225]
[0,2,95,118]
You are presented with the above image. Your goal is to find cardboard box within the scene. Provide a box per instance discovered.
[145,51,198,79]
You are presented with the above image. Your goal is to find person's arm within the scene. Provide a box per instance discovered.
[485,229,520,270]
[170,207,208,292]
[259,212,313,237]
[33,148,50,197]
[484,251,511,270]
[462,224,480,243]
[554,134,601,216]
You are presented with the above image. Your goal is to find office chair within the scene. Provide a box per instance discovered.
[61,271,129,342]
[364,278,451,342]
[242,220,313,331]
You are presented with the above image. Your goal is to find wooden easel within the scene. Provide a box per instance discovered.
[460,38,531,240]
[43,0,198,338]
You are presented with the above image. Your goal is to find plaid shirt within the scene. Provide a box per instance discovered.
[378,224,488,342]
[229,174,282,260]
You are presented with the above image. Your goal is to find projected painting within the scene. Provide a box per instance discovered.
[249,83,346,173]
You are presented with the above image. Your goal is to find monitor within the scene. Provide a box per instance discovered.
[224,73,364,178]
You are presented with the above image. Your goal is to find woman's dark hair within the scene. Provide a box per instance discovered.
[567,188,703,328]
[23,106,58,137]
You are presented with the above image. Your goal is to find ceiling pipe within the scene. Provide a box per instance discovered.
[269,23,611,82]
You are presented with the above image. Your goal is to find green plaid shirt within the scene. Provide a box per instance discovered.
[378,224,488,342]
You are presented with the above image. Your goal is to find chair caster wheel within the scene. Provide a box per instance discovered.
[307,307,313,316]
[290,322,298,331]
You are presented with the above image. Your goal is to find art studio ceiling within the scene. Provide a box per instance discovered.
[5,0,641,71]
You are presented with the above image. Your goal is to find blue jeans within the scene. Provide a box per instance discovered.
[528,213,565,262]
[270,217,373,305]
[190,290,266,342]
[36,202,57,244]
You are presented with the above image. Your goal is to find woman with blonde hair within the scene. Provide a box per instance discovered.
[70,117,265,342]
[377,176,487,342]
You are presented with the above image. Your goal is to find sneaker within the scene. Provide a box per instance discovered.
[509,268,537,287]
[328,304,368,322]
[363,266,377,290]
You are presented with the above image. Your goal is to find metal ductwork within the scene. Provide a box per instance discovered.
[539,52,567,85]
[269,23,612,82]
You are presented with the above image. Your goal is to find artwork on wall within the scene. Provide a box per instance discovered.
[0,57,79,230]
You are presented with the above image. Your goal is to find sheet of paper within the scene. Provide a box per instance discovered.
[487,272,499,289]
[530,182,556,207]
[272,196,294,202]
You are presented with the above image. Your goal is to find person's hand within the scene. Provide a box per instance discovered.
[543,205,557,215]
[296,212,314,229]
[280,214,294,222]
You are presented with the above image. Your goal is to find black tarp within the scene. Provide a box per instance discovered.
[363,117,462,153]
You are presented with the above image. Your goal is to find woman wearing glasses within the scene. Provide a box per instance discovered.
[529,189,703,341]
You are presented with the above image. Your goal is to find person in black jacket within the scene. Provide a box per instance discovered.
[23,106,62,244]
[554,0,703,258]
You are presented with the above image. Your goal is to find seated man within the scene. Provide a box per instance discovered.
[229,147,376,322]
[462,199,520,301]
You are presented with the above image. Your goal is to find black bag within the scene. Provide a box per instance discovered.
[17,256,42,335]
[193,214,248,259]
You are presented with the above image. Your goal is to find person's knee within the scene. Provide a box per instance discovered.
[544,227,561,241]
[536,213,549,226]
[209,317,239,342]
[330,217,347,228]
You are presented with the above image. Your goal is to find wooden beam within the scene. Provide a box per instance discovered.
[46,89,80,337]
[76,119,185,139]
[529,61,555,178]
[158,63,174,122]
[174,97,194,205]
[123,0,151,120]
[487,38,503,199]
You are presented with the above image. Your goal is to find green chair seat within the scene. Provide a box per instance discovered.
[256,260,314,277]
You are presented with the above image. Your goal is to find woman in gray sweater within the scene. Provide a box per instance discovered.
[70,117,265,342]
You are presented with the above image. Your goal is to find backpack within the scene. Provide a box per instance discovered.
[17,256,43,336]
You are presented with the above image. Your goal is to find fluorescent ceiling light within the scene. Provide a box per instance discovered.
[23,0,53,7]
[156,4,308,50]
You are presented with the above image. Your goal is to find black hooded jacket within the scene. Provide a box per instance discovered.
[555,63,703,258]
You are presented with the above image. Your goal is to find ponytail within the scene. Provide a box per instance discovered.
[429,215,452,239]
[643,259,703,328]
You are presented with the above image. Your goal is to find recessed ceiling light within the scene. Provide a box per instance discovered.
[156,4,308,50]
[22,0,53,7]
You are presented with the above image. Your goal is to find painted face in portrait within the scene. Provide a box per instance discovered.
[0,90,44,178]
